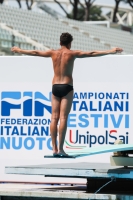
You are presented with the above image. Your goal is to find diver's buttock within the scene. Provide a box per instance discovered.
[52,84,73,98]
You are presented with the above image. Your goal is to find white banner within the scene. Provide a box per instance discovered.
[0,55,132,182]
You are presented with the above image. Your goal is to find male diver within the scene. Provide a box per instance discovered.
[11,32,123,157]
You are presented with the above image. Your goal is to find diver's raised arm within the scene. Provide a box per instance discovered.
[11,46,53,57]
[73,47,123,58]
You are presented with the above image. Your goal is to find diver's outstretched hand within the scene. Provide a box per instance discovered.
[11,46,21,53]
[111,47,123,54]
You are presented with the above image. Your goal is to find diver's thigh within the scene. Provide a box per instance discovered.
[60,90,73,118]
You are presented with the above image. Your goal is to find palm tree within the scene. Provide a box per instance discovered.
[54,0,95,20]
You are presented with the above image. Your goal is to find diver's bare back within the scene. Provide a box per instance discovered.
[51,48,75,86]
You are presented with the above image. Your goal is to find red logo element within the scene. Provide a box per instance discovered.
[70,130,74,143]
[110,130,117,134]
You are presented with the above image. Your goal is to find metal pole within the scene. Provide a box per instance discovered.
[12,34,15,55]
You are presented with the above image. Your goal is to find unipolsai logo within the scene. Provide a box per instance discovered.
[1,91,52,116]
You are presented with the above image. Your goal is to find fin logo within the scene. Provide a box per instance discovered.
[1,92,52,116]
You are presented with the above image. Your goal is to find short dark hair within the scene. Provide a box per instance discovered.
[60,32,73,46]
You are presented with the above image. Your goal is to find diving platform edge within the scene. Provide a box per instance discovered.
[5,162,133,179]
